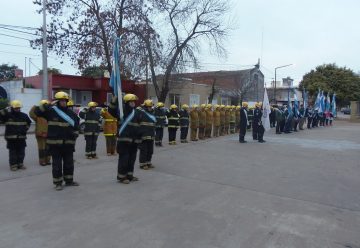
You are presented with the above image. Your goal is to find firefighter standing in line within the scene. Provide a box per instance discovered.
[189,104,199,141]
[239,102,249,143]
[235,105,241,132]
[213,104,221,137]
[198,104,206,140]
[224,105,231,135]
[79,102,101,159]
[0,100,32,171]
[101,106,118,155]
[179,104,190,143]
[205,104,213,138]
[229,105,236,134]
[167,104,180,145]
[138,100,156,170]
[220,105,225,135]
[35,92,80,190]
[252,102,262,140]
[154,102,166,146]
[108,94,141,184]
[29,100,52,166]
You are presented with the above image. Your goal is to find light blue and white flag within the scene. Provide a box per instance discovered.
[261,88,271,131]
[332,93,337,117]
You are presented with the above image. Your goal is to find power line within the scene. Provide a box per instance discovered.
[0,33,31,41]
[0,23,37,30]
[0,27,39,36]
[0,42,30,48]
[0,50,40,57]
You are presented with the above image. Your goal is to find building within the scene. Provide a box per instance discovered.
[267,77,304,106]
[146,65,264,107]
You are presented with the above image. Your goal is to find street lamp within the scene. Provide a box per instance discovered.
[274,64,293,103]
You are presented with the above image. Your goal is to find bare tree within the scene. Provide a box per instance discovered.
[32,0,161,78]
[208,78,218,103]
[144,0,230,102]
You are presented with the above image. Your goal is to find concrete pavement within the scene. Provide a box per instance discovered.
[0,121,360,248]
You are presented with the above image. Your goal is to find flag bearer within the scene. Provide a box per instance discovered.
[154,102,166,146]
[138,99,156,170]
[189,104,199,141]
[29,100,52,166]
[101,107,118,155]
[79,102,101,159]
[0,100,32,171]
[167,104,180,145]
[179,104,190,143]
[35,92,80,190]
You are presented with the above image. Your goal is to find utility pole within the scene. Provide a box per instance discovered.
[42,0,49,100]
[24,57,27,77]
[29,58,31,76]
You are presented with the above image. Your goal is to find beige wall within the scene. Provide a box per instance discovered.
[350,101,360,122]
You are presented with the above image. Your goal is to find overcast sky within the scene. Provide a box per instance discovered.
[0,0,359,86]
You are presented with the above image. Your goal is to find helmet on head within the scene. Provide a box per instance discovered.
[200,104,206,108]
[39,99,49,106]
[220,105,225,109]
[242,102,248,107]
[225,105,231,110]
[54,91,69,100]
[192,104,198,109]
[170,104,178,110]
[214,104,220,109]
[10,100,22,108]
[236,105,241,109]
[231,105,236,109]
[123,93,138,103]
[88,101,98,108]
[255,102,260,108]
[182,104,189,109]
[206,104,212,109]
[156,102,164,108]
[143,99,153,107]
[67,100,74,107]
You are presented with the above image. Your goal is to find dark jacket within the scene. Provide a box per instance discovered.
[0,108,31,141]
[179,109,189,128]
[253,108,262,124]
[79,108,101,135]
[137,106,156,141]
[239,108,248,129]
[166,110,179,129]
[154,107,166,128]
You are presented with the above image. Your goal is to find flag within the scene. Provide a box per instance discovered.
[332,93,337,117]
[314,89,321,111]
[293,88,299,116]
[325,93,331,112]
[261,88,271,131]
[109,36,124,119]
[319,90,325,113]
[287,87,293,119]
[303,88,307,110]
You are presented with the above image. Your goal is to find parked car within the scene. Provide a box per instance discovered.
[77,107,105,133]
[342,108,351,115]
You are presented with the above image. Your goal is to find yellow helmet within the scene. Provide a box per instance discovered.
[231,105,236,109]
[220,105,225,109]
[88,101,98,108]
[123,93,138,103]
[255,102,261,108]
[157,102,164,108]
[170,104,178,110]
[214,104,220,109]
[67,100,74,107]
[143,99,153,107]
[225,105,231,110]
[182,104,189,109]
[10,100,22,108]
[192,104,199,109]
[39,99,49,105]
[206,104,212,108]
[54,91,69,100]
[200,104,206,108]
[242,102,248,107]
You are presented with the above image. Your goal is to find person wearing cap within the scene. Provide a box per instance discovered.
[179,104,190,143]
[198,104,206,140]
[79,101,101,159]
[213,105,221,137]
[205,104,213,138]
[166,104,180,145]
[29,100,52,166]
[252,102,261,140]
[34,91,80,190]
[138,99,156,170]
[239,102,249,143]
[101,106,118,155]
[189,104,199,141]
[108,93,141,184]
[154,102,166,146]
[0,100,32,171]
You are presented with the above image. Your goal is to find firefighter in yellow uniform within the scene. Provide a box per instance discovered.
[235,105,241,132]
[224,105,231,135]
[213,105,221,137]
[101,107,118,155]
[29,100,52,166]
[198,104,207,140]
[205,104,213,138]
[229,105,236,134]
[220,105,225,135]
[189,104,199,141]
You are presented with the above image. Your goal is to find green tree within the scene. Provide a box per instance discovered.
[38,68,62,75]
[299,64,360,106]
[0,64,18,80]
[81,66,106,78]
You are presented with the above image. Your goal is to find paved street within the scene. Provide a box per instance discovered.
[0,120,360,248]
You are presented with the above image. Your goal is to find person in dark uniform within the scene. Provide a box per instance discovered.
[35,91,80,190]
[108,93,141,184]
[270,106,276,128]
[138,99,156,170]
[167,104,180,145]
[274,105,283,134]
[154,102,166,146]
[0,100,32,171]
[306,105,313,129]
[179,104,190,143]
[79,101,101,159]
[292,106,299,132]
[284,105,293,133]
[257,102,266,143]
[252,102,262,140]
[239,102,249,143]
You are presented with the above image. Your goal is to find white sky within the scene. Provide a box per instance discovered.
[0,0,359,86]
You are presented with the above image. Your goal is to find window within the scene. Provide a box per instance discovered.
[221,97,230,105]
[189,94,200,106]
[169,93,181,106]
